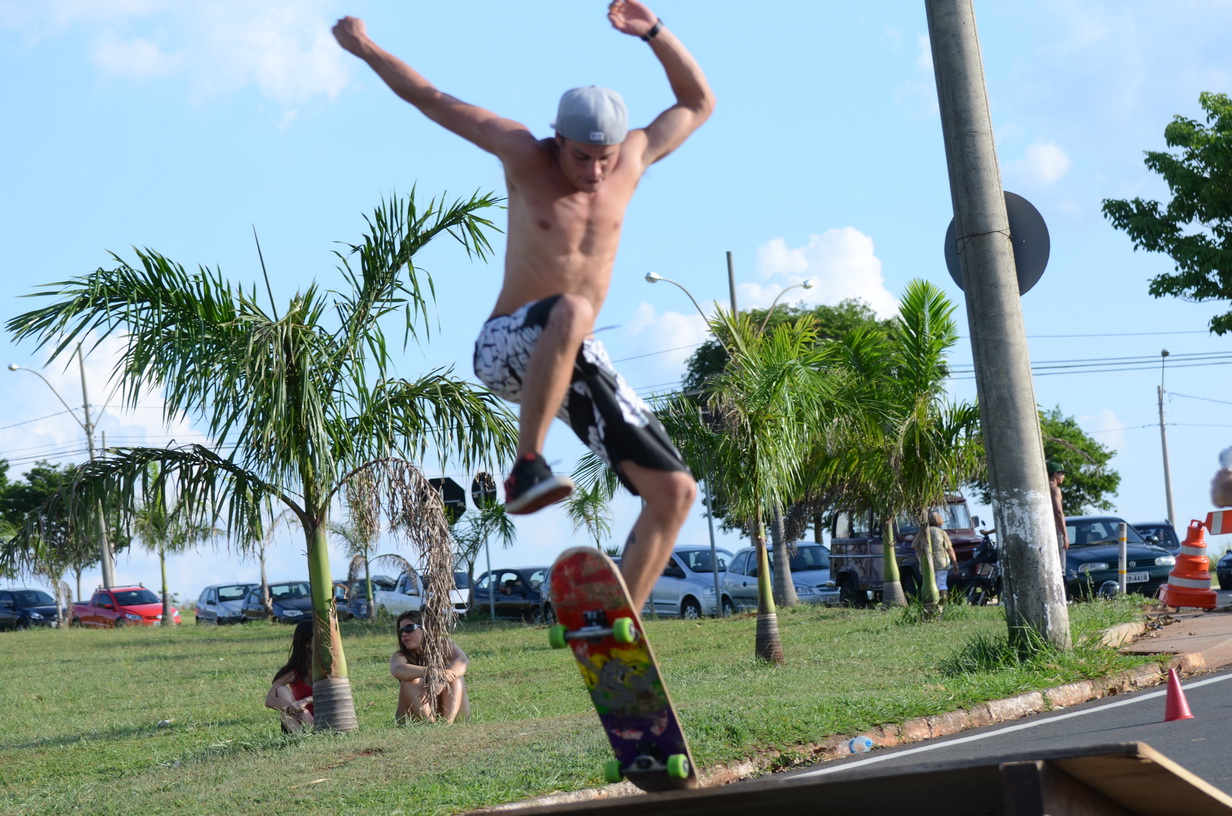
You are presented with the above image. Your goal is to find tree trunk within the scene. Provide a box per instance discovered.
[260,551,273,620]
[305,518,359,732]
[753,510,785,664]
[160,549,174,624]
[770,503,799,607]
[917,539,941,620]
[364,558,374,620]
[881,515,908,607]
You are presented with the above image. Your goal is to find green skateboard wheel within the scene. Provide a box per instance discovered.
[612,616,636,644]
[604,759,623,784]
[548,624,568,649]
[667,754,689,779]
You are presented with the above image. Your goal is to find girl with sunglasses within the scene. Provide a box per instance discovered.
[391,610,471,724]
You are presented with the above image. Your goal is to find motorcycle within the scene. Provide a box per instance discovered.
[952,529,1001,605]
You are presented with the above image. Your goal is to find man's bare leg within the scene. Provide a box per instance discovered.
[615,462,697,611]
[517,294,595,457]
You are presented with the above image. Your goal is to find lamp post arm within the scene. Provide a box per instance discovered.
[9,367,89,435]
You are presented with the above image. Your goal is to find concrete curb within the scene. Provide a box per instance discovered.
[479,612,1218,812]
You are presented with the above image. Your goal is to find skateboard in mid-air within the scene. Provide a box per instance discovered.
[548,546,700,791]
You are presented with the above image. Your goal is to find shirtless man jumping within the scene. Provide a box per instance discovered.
[333,0,714,612]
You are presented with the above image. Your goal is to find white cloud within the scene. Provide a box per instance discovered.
[1081,408,1126,454]
[6,0,350,108]
[1014,141,1071,185]
[621,302,711,393]
[751,227,900,318]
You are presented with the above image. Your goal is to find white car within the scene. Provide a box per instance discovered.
[373,571,424,617]
[420,570,470,616]
[646,545,734,619]
[722,543,839,613]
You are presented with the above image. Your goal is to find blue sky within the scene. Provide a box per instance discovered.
[3,0,1231,604]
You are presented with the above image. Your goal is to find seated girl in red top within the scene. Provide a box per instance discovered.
[265,619,315,733]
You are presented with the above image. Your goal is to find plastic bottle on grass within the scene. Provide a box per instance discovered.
[847,736,874,754]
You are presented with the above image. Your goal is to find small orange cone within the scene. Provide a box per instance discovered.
[1164,668,1194,722]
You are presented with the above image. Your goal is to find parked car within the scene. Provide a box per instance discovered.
[472,566,548,622]
[0,588,66,629]
[1217,550,1232,591]
[647,545,734,619]
[1132,521,1182,555]
[420,570,470,616]
[373,571,424,618]
[721,544,837,614]
[344,574,396,619]
[1063,515,1176,599]
[72,586,182,628]
[240,581,313,623]
[194,583,257,625]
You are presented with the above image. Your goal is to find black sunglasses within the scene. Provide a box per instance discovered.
[398,623,422,634]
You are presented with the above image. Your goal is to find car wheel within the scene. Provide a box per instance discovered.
[680,598,702,620]
[70,617,82,628]
[839,577,866,608]
[113,617,125,629]
[543,604,556,625]
[721,597,736,616]
[16,618,30,631]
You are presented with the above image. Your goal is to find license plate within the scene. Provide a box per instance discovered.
[1126,571,1149,583]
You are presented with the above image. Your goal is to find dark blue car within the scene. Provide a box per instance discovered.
[0,588,65,629]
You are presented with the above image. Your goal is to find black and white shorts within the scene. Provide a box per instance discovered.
[473,295,689,495]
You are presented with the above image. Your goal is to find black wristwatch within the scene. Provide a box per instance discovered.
[641,19,664,42]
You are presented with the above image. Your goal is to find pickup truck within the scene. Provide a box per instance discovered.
[829,493,984,606]
[72,586,182,628]
[373,571,424,618]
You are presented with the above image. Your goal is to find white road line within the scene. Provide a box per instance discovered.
[796,671,1232,779]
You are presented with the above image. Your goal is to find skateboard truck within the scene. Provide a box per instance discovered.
[549,614,639,648]
[605,753,690,784]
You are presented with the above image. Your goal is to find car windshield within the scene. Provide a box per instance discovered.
[217,585,250,602]
[678,549,733,573]
[113,589,161,605]
[1067,519,1147,546]
[270,582,310,600]
[12,590,55,606]
[788,545,830,571]
[897,503,973,535]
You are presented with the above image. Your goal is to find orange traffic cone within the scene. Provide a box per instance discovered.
[1164,668,1194,722]
[1158,520,1217,610]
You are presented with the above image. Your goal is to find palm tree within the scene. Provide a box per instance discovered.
[7,191,517,730]
[663,309,838,663]
[451,497,517,614]
[132,473,221,625]
[830,280,981,610]
[566,479,614,553]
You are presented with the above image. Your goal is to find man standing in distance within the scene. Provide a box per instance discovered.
[332,1,714,612]
[1049,463,1069,558]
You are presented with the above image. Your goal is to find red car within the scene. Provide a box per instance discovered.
[72,586,182,628]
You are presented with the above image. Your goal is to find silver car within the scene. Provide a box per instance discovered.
[195,583,257,625]
[722,544,839,613]
[645,545,734,619]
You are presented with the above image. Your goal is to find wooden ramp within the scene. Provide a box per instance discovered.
[487,742,1232,816]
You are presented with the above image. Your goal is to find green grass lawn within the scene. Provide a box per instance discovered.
[0,600,1161,815]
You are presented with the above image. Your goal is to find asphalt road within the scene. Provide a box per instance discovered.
[790,664,1232,796]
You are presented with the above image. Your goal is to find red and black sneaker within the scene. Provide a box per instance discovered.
[504,452,573,515]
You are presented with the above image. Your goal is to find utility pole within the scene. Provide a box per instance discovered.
[925,0,1070,649]
[726,251,738,313]
[76,345,117,589]
[1158,350,1176,526]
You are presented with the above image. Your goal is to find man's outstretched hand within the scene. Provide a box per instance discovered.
[333,16,369,56]
[608,0,659,38]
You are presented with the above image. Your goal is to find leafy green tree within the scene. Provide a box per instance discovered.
[969,406,1120,516]
[6,191,517,730]
[663,310,839,662]
[566,480,614,553]
[1102,91,1232,335]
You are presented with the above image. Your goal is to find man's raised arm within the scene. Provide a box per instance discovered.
[332,16,534,157]
[607,0,715,168]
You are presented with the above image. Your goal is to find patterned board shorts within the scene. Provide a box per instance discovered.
[473,295,690,495]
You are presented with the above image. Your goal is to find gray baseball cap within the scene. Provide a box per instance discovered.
[552,86,627,145]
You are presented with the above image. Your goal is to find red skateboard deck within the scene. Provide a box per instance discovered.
[548,547,700,791]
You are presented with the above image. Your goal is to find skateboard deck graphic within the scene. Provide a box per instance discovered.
[548,546,700,792]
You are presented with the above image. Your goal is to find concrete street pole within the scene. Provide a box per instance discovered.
[925,0,1070,649]
[77,345,117,589]
[1158,350,1177,526]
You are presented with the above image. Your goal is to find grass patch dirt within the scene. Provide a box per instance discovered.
[0,597,1159,815]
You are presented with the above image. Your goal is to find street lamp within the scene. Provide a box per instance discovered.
[758,279,814,334]
[644,272,709,322]
[1158,349,1176,526]
[8,346,117,588]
